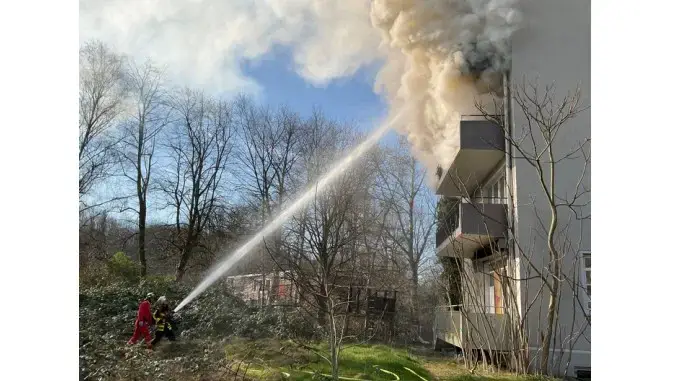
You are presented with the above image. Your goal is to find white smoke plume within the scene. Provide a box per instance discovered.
[370,0,522,181]
[80,0,522,179]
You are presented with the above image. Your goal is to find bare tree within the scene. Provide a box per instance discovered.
[116,59,168,276]
[347,146,405,333]
[161,88,234,281]
[233,97,304,300]
[234,97,278,224]
[269,116,373,381]
[375,139,436,339]
[478,77,589,374]
[79,210,136,269]
[235,99,303,216]
[79,40,126,199]
[271,106,303,209]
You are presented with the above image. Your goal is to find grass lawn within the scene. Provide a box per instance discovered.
[221,338,556,381]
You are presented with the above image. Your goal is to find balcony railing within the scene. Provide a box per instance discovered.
[436,197,509,258]
[436,199,460,246]
[434,304,512,351]
[436,197,508,247]
[434,117,505,197]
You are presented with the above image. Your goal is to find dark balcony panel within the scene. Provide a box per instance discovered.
[459,203,507,237]
[459,120,505,151]
[436,201,508,259]
[436,226,448,248]
[436,199,460,247]
[436,119,505,197]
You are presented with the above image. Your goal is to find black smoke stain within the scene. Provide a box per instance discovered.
[458,39,510,76]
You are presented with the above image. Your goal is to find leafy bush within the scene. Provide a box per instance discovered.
[139,275,178,297]
[107,252,142,282]
[79,275,311,380]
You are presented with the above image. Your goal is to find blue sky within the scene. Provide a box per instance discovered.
[80,0,397,142]
[80,0,408,224]
[239,46,403,149]
[242,46,388,134]
[90,47,399,225]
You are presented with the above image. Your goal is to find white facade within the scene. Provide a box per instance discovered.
[510,0,591,375]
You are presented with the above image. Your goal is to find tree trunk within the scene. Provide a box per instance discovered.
[136,119,147,276]
[407,165,420,334]
[269,229,283,304]
[261,273,267,306]
[539,261,560,374]
[411,264,420,337]
[175,260,187,282]
[175,240,195,282]
[330,341,339,381]
[328,308,340,381]
[317,296,328,327]
[539,144,561,375]
[138,207,147,276]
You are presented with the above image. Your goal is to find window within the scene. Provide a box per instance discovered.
[482,169,507,204]
[581,251,591,313]
[472,187,483,203]
[481,258,506,314]
[497,175,506,203]
[492,175,506,204]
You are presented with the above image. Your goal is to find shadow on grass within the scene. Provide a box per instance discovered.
[225,340,436,381]
[222,339,555,381]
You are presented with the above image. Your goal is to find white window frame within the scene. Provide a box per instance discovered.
[580,251,591,315]
[478,256,508,314]
[482,166,507,204]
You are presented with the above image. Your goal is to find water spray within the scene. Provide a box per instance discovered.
[174,109,406,312]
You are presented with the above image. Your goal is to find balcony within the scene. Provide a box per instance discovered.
[435,117,505,197]
[434,305,513,351]
[437,199,508,259]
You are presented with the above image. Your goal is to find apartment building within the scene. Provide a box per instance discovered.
[433,0,590,378]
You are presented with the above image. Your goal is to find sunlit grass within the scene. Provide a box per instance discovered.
[221,339,557,381]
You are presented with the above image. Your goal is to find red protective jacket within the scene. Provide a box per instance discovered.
[136,300,153,326]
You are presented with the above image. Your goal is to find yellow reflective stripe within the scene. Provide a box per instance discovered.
[154,311,170,331]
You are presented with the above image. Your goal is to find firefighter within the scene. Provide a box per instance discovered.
[151,296,176,346]
[127,292,154,348]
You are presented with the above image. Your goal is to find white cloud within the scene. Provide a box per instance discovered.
[81,0,524,178]
[79,0,383,95]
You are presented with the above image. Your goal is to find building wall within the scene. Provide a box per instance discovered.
[510,0,591,376]
[226,271,296,306]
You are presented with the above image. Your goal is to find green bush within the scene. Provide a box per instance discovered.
[107,252,142,282]
[140,274,177,295]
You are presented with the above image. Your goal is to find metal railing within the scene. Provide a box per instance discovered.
[435,304,506,314]
[460,114,503,121]
[436,196,510,246]
[436,201,460,246]
[468,196,508,205]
